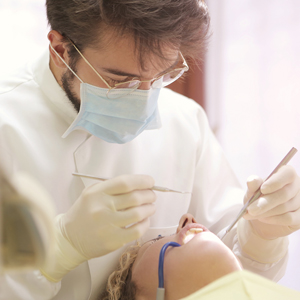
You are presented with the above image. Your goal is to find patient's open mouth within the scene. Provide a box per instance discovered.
[182,227,204,244]
[179,223,209,244]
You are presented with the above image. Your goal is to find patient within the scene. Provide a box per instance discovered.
[100,213,300,300]
[99,213,243,299]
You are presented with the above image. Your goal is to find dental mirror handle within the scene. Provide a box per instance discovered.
[221,147,298,241]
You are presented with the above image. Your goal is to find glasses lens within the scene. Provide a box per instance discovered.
[162,69,185,85]
[115,80,140,89]
[152,69,185,89]
[107,80,140,99]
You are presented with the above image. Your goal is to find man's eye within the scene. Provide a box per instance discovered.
[108,77,132,86]
[107,78,123,85]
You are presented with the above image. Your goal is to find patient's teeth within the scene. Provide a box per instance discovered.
[189,228,203,233]
[183,228,203,244]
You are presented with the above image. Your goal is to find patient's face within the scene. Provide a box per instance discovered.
[132,214,242,300]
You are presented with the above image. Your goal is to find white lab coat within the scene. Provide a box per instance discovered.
[0,50,288,300]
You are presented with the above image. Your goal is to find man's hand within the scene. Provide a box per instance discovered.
[61,174,156,258]
[40,174,156,282]
[243,165,300,240]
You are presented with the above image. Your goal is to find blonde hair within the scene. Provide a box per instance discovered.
[100,243,141,300]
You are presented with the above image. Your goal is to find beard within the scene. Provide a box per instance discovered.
[61,63,81,113]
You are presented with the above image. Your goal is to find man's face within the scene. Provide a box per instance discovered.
[61,29,180,112]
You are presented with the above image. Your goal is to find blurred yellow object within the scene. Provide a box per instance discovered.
[181,270,300,300]
[0,170,55,273]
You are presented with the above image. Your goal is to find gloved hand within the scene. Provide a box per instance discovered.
[40,174,156,282]
[243,165,300,240]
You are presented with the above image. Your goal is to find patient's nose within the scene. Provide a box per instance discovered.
[176,213,197,233]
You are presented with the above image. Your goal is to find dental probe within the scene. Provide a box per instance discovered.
[72,173,190,194]
[220,147,298,241]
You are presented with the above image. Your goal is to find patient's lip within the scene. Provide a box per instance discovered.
[179,223,209,245]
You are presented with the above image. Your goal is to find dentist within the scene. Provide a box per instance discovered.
[0,1,300,299]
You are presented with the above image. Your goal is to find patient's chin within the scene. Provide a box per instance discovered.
[180,234,242,287]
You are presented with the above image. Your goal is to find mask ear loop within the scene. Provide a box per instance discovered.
[49,43,84,84]
[156,241,181,300]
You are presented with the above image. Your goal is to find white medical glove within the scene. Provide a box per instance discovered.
[40,174,156,282]
[237,165,300,264]
[243,165,300,240]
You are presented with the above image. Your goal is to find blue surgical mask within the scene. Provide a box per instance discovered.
[50,44,161,144]
[62,83,161,144]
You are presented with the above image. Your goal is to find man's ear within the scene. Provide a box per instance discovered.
[48,30,69,69]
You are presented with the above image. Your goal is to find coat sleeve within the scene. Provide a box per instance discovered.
[0,272,61,300]
[187,105,288,281]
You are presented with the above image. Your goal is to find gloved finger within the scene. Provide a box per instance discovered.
[261,165,297,194]
[90,174,155,195]
[247,179,300,216]
[120,217,151,243]
[112,189,156,211]
[243,175,263,204]
[244,193,300,220]
[114,203,156,227]
[257,206,300,226]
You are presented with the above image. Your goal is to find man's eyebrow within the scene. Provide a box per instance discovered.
[101,68,139,78]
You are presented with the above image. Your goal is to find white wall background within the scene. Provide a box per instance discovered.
[0,1,48,77]
[0,0,299,293]
[206,0,300,291]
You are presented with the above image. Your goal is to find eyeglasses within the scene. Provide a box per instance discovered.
[71,41,189,99]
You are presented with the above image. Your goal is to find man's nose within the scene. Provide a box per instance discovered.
[138,81,152,90]
[176,213,197,233]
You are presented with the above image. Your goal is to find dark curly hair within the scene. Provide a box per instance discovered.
[46,0,210,67]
